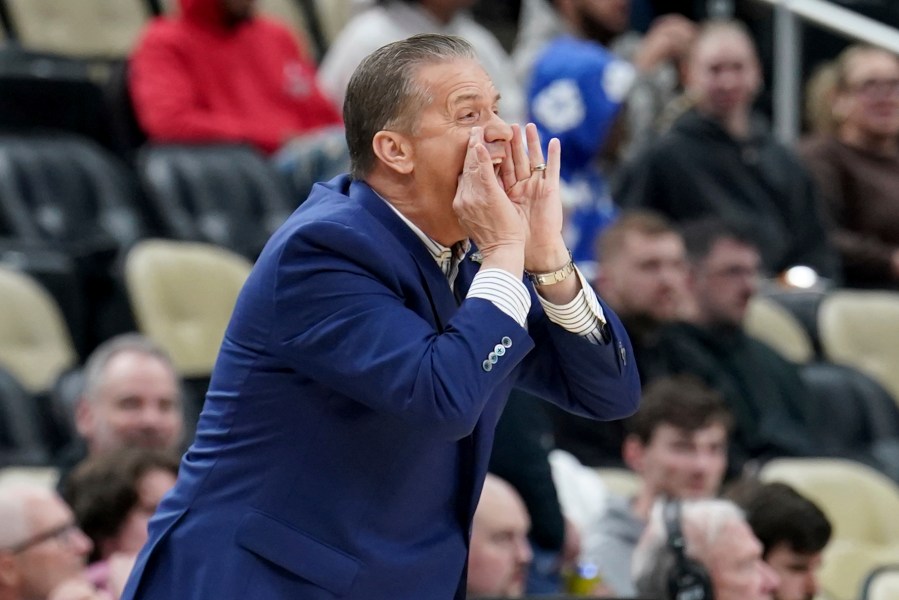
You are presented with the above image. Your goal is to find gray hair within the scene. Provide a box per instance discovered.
[81,333,179,404]
[632,498,746,598]
[343,33,476,179]
[0,483,52,549]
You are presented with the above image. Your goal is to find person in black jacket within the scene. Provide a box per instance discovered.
[615,20,839,281]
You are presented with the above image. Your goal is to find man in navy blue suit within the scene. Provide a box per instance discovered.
[122,33,640,599]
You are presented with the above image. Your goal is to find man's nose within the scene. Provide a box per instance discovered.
[70,527,93,556]
[483,111,512,144]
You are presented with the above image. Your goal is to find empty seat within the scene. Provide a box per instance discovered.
[0,265,77,396]
[0,239,88,358]
[0,134,147,254]
[0,47,112,150]
[862,565,899,600]
[124,239,252,378]
[137,144,295,259]
[818,290,899,405]
[799,362,899,482]
[4,0,150,58]
[745,294,815,364]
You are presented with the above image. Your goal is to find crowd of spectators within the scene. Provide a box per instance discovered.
[0,0,898,598]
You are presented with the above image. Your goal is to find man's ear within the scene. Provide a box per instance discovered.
[74,397,93,439]
[372,130,414,175]
[622,434,645,472]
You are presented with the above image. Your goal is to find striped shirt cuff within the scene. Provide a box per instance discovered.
[468,268,531,328]
[539,268,608,343]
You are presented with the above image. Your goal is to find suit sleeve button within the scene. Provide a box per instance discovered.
[482,360,493,372]
[501,336,512,348]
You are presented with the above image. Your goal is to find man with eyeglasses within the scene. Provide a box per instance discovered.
[648,218,821,474]
[0,482,94,600]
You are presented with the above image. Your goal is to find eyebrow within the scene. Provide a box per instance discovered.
[449,92,502,107]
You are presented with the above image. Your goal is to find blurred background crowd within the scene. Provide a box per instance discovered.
[0,0,898,599]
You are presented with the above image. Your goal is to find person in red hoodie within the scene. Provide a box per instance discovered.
[130,0,346,193]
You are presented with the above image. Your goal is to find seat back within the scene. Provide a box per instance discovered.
[819,290,899,405]
[0,48,111,150]
[745,294,814,364]
[819,540,899,600]
[0,367,52,466]
[863,565,899,600]
[0,266,77,394]
[0,134,147,255]
[124,239,252,378]
[4,0,149,58]
[138,144,295,259]
[760,458,899,545]
[799,362,899,480]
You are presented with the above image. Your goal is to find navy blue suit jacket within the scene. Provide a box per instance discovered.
[122,176,639,599]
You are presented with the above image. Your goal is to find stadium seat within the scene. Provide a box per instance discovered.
[818,540,899,600]
[818,290,899,406]
[124,239,252,379]
[3,0,149,58]
[745,294,814,364]
[0,366,52,467]
[862,565,899,600]
[137,144,295,259]
[760,458,899,545]
[799,362,899,482]
[0,265,77,396]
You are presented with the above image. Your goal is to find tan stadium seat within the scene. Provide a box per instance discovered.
[818,290,899,405]
[818,540,899,600]
[124,239,252,378]
[5,0,150,58]
[862,565,899,600]
[760,458,899,544]
[0,266,77,395]
[745,294,814,364]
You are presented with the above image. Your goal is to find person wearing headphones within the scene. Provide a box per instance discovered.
[632,498,779,600]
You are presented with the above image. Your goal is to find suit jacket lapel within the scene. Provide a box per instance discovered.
[352,180,458,330]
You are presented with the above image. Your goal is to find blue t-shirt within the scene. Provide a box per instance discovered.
[528,36,635,269]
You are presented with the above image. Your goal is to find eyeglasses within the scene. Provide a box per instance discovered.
[846,78,899,97]
[5,521,82,554]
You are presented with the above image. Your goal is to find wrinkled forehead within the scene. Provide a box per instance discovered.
[413,58,499,109]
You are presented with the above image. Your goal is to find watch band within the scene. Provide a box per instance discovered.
[526,254,575,286]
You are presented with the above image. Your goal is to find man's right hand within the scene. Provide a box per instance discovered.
[454,126,527,276]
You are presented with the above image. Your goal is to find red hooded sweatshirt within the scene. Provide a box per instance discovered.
[130,0,342,154]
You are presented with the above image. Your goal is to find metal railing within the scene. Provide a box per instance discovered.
[750,0,899,142]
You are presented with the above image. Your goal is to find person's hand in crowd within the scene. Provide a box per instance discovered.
[633,14,697,73]
[454,125,527,274]
[47,578,113,600]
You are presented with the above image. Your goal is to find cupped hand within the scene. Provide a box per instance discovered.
[498,123,566,270]
[454,126,527,270]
